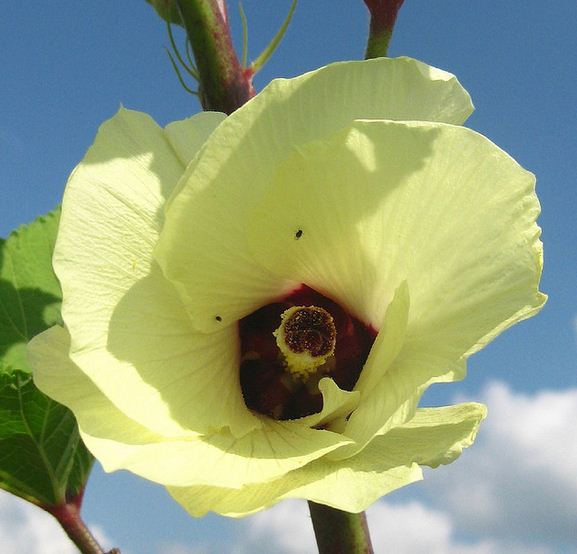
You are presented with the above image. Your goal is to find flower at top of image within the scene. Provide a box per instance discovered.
[29,57,545,517]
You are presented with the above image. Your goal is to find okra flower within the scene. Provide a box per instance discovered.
[29,57,545,517]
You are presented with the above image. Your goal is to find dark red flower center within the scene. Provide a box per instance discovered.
[239,285,377,421]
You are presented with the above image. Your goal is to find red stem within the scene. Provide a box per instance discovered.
[45,493,118,554]
[176,0,255,113]
[363,0,405,59]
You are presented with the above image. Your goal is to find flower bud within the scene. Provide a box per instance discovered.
[145,0,182,26]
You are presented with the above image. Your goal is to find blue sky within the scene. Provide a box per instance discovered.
[1,2,576,553]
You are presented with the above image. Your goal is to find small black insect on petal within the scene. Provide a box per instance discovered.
[215,315,222,322]
[295,229,303,240]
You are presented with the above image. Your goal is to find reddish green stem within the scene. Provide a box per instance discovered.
[175,0,255,113]
[45,494,119,554]
[363,0,405,59]
[308,502,374,553]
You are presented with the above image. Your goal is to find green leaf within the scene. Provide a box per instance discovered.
[0,209,94,507]
[0,368,93,507]
[0,209,62,373]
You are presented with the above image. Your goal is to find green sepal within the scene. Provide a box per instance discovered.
[146,0,183,26]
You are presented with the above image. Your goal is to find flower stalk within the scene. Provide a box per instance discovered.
[308,501,374,554]
[45,494,119,554]
[363,0,405,59]
[174,0,255,113]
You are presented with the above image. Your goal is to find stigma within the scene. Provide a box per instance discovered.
[274,306,337,380]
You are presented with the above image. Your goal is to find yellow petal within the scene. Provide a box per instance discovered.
[30,326,351,488]
[54,108,235,437]
[298,377,360,430]
[167,403,485,517]
[81,264,260,437]
[155,58,473,333]
[246,119,543,455]
[164,112,226,168]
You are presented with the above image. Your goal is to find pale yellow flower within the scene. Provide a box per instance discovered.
[29,57,544,517]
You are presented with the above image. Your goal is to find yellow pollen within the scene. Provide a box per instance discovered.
[273,305,336,381]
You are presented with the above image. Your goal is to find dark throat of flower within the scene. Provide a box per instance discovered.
[239,285,376,421]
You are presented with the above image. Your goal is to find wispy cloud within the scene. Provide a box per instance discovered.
[425,382,577,549]
[0,489,117,554]
[244,500,315,554]
[0,491,77,554]
[237,382,577,554]
[239,497,553,554]
[3,382,575,554]
[158,543,211,554]
[367,500,551,554]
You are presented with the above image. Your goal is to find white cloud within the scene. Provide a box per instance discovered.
[240,382,577,554]
[158,544,211,554]
[425,382,577,548]
[91,524,116,553]
[241,498,552,554]
[0,491,77,554]
[0,489,116,554]
[5,381,572,554]
[244,500,315,554]
[367,501,551,554]
[367,501,487,554]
